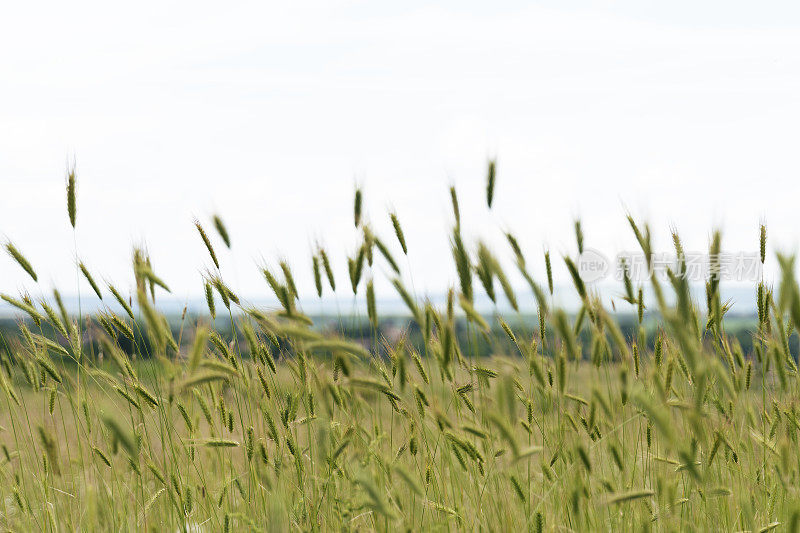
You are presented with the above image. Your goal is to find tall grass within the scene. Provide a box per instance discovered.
[0,167,799,532]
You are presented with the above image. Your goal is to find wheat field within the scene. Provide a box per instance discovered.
[0,166,798,532]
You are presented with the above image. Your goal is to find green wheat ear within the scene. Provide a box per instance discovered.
[195,220,219,269]
[5,242,37,282]
[204,280,216,318]
[101,415,139,459]
[544,250,553,295]
[107,283,134,318]
[312,254,323,297]
[450,185,460,229]
[353,186,362,228]
[505,232,524,265]
[486,158,496,208]
[574,219,584,254]
[390,211,408,255]
[318,245,336,291]
[79,262,103,300]
[451,229,472,302]
[213,214,231,248]
[366,278,377,329]
[67,163,76,228]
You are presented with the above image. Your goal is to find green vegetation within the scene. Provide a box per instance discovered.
[1,165,799,531]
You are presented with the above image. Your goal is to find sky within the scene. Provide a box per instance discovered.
[2,1,800,312]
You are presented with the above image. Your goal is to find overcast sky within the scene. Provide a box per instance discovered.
[2,1,800,309]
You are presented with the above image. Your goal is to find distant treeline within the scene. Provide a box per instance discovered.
[0,312,787,364]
